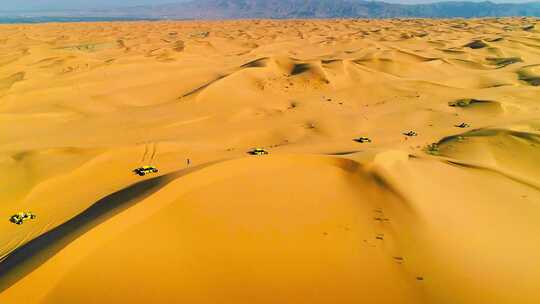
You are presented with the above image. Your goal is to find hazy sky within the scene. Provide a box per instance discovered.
[1,0,187,11]
[2,0,538,11]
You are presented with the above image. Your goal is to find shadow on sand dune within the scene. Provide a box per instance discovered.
[0,162,218,292]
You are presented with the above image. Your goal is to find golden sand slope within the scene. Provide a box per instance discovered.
[0,18,539,303]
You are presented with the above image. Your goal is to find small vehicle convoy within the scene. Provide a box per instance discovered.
[403,131,418,137]
[455,122,470,128]
[247,148,269,156]
[353,137,372,143]
[133,166,159,176]
[10,212,37,225]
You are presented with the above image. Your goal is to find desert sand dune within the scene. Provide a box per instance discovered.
[0,18,539,303]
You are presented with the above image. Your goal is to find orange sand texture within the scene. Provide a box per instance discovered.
[0,18,539,303]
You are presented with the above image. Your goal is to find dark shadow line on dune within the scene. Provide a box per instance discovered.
[0,161,220,292]
[437,128,540,146]
[179,75,229,98]
[240,57,268,68]
[326,150,362,156]
[442,159,540,191]
[334,156,416,214]
[291,63,311,75]
[368,170,415,212]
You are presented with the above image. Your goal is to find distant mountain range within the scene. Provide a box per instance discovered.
[3,0,540,21]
